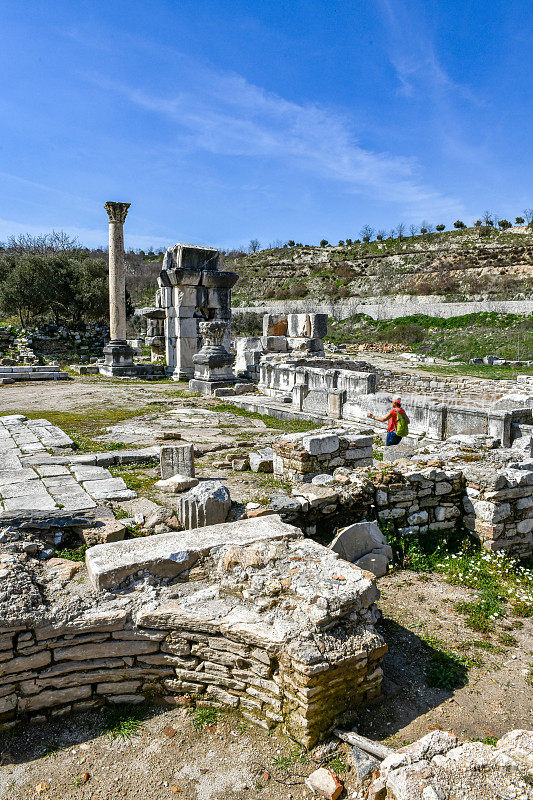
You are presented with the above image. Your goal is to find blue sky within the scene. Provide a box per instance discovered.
[1,0,531,250]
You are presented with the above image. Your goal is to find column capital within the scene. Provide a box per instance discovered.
[104,201,131,224]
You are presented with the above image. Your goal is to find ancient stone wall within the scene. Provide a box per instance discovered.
[0,518,387,747]
[273,431,373,481]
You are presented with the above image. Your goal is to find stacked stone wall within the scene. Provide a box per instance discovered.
[375,369,514,404]
[273,431,373,481]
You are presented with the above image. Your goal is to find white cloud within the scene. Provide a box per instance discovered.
[85,59,463,220]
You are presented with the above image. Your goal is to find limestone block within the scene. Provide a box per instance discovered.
[330,521,392,577]
[19,685,92,712]
[263,314,288,336]
[261,335,288,352]
[305,767,343,799]
[81,477,136,502]
[154,474,199,493]
[87,515,301,592]
[177,480,231,528]
[473,500,511,523]
[302,433,339,456]
[249,448,275,473]
[407,510,429,526]
[354,552,389,577]
[160,443,195,479]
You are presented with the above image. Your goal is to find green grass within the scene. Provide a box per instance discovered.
[271,747,309,772]
[20,407,166,453]
[104,705,144,739]
[190,707,218,731]
[56,544,87,562]
[109,464,159,497]
[423,635,469,690]
[211,401,319,432]
[326,754,348,774]
[436,549,533,631]
[325,311,533,364]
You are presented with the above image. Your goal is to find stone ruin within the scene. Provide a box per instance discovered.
[155,243,238,380]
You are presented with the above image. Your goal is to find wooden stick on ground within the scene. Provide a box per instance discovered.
[333,729,396,760]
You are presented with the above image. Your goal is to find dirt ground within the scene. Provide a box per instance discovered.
[0,376,532,799]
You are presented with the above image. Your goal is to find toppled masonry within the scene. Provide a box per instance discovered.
[0,515,385,746]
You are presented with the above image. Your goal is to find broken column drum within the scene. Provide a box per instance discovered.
[156,243,238,380]
[100,202,136,376]
[189,321,237,394]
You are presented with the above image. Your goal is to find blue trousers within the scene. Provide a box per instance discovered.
[386,431,402,446]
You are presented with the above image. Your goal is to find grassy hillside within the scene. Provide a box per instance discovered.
[228,227,533,304]
[326,312,533,362]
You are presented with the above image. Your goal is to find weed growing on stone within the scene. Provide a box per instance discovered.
[56,544,87,562]
[104,705,144,739]
[191,707,218,731]
[326,754,348,774]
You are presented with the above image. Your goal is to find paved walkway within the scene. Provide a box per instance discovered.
[0,415,136,512]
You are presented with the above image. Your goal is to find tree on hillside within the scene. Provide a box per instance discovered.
[345,238,353,246]
[287,240,295,247]
[523,209,533,226]
[376,230,386,241]
[420,220,434,233]
[396,223,406,240]
[409,224,418,238]
[474,220,482,227]
[482,211,495,226]
[248,239,260,253]
[498,219,512,230]
[359,225,374,242]
[320,239,329,247]
[338,240,345,246]
[420,227,428,235]
[515,217,525,225]
[453,220,466,229]
[436,224,446,232]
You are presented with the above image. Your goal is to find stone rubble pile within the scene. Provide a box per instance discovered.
[363,728,533,800]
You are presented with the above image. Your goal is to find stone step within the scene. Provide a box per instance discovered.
[0,370,69,381]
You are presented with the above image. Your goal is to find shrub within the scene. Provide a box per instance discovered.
[497,219,512,229]
[436,224,446,231]
[515,217,525,225]
[377,322,426,344]
[231,312,263,337]
[453,220,466,229]
[320,239,329,247]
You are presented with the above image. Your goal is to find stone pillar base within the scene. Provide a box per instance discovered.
[188,377,237,395]
[99,340,138,377]
[172,367,194,382]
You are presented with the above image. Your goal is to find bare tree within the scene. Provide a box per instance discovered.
[523,208,533,226]
[376,229,386,241]
[482,210,495,226]
[248,239,260,253]
[359,224,375,242]
[2,230,80,255]
[409,224,418,238]
[396,222,406,240]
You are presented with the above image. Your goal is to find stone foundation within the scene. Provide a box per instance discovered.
[0,516,386,747]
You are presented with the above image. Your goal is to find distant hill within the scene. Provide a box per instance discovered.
[227,227,533,305]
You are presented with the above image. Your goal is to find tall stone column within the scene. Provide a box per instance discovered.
[100,201,136,376]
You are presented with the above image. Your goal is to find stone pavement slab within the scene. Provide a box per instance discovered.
[0,415,136,512]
